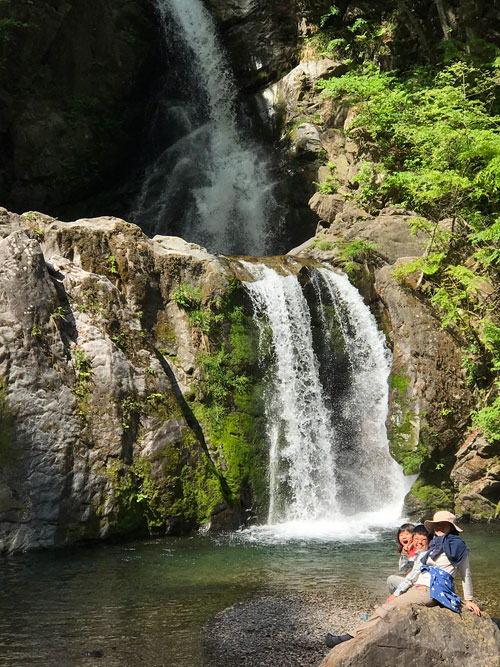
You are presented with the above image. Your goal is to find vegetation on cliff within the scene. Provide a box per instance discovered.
[291,1,500,517]
[317,27,500,444]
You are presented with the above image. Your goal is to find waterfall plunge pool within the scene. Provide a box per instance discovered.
[1,525,499,666]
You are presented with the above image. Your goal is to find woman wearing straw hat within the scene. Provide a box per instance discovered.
[325,511,481,648]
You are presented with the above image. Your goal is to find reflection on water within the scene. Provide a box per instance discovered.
[1,525,499,666]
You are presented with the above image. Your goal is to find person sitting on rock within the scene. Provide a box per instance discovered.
[325,511,481,649]
[386,522,416,595]
[385,524,431,603]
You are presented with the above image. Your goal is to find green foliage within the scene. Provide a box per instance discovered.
[470,218,500,268]
[336,238,378,274]
[306,12,394,63]
[30,323,42,338]
[308,237,334,251]
[121,395,141,429]
[199,345,250,426]
[471,389,500,442]
[0,15,30,42]
[349,160,386,211]
[72,348,93,420]
[317,59,500,221]
[171,282,202,310]
[314,162,339,194]
[107,255,118,275]
[320,54,500,439]
[50,306,66,321]
[320,4,339,28]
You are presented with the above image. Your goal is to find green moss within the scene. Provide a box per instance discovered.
[65,511,101,542]
[388,403,429,475]
[72,348,93,422]
[155,311,176,348]
[103,459,148,534]
[212,412,255,495]
[392,439,430,476]
[144,390,183,422]
[101,426,228,533]
[411,478,455,514]
[389,372,410,395]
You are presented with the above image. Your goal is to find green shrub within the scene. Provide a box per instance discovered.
[171,282,202,310]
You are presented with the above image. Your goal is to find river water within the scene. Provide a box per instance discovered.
[1,525,499,666]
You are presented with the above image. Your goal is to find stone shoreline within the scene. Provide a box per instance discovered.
[202,589,376,666]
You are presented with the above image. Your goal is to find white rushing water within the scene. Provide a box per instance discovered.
[130,0,278,254]
[242,263,408,542]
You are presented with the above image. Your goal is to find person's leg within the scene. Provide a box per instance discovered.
[353,586,435,636]
[387,574,405,594]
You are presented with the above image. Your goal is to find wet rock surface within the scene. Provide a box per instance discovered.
[203,590,375,666]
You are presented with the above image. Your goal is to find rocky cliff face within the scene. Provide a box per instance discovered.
[204,0,333,91]
[270,53,499,521]
[0,208,267,552]
[0,0,157,214]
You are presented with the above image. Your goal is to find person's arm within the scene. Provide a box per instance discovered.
[394,551,424,596]
[458,555,473,600]
[386,551,424,602]
[458,555,481,615]
[398,552,409,572]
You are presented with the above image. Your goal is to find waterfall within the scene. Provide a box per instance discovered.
[243,263,340,523]
[129,0,279,255]
[242,262,407,539]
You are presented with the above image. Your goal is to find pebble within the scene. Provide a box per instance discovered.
[202,587,378,666]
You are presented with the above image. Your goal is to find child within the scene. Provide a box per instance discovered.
[386,522,416,594]
[385,524,431,603]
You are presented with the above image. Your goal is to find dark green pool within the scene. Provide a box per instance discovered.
[1,524,498,666]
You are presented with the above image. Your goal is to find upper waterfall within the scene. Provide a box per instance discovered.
[241,262,407,540]
[129,0,280,255]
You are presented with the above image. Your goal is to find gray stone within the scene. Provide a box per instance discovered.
[290,122,322,157]
[320,605,500,667]
[309,193,346,224]
[452,430,500,519]
[0,210,253,553]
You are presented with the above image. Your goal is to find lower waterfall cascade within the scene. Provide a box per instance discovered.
[241,262,408,540]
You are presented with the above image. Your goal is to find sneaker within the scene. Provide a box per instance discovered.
[325,633,353,648]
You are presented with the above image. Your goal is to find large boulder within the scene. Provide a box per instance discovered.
[0,209,265,552]
[320,605,500,667]
[452,430,500,520]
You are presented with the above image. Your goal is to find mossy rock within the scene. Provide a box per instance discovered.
[405,477,455,519]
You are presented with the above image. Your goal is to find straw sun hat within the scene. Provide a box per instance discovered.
[424,510,463,533]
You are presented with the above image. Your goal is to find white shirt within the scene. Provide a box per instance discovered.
[415,550,474,600]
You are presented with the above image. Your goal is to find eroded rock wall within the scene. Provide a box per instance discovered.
[0,208,265,552]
